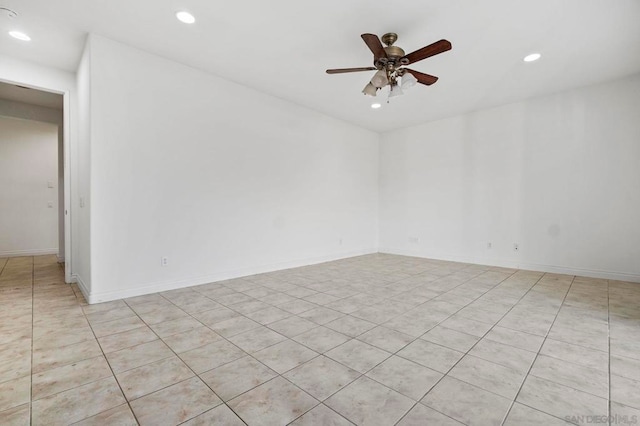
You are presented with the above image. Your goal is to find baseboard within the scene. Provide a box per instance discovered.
[378,247,640,283]
[85,248,378,304]
[0,248,59,257]
[74,274,90,302]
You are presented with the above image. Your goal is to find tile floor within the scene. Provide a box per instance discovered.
[0,254,639,425]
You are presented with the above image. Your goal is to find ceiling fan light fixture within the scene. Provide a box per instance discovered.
[524,53,541,62]
[401,72,418,90]
[176,11,196,24]
[388,84,404,99]
[371,70,388,88]
[362,83,377,97]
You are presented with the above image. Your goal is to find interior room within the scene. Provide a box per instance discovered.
[0,0,639,425]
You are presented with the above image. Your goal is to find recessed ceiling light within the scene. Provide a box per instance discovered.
[523,53,541,62]
[176,11,195,24]
[9,31,30,41]
[371,103,382,109]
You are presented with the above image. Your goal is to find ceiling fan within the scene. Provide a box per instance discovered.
[326,33,452,100]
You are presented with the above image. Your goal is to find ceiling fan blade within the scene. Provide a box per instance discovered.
[404,69,439,85]
[326,67,377,74]
[402,39,452,65]
[361,33,387,61]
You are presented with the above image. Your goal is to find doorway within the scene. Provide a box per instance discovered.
[0,81,71,282]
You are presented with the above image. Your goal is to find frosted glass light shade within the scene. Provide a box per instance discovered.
[388,84,404,98]
[371,70,388,88]
[401,72,418,90]
[362,83,377,96]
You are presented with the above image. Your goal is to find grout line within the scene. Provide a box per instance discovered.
[607,279,612,426]
[30,256,34,426]
[500,275,576,425]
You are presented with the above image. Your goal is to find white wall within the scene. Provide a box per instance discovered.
[75,42,92,292]
[0,99,64,261]
[0,55,77,283]
[379,73,640,282]
[84,35,379,302]
[0,116,59,256]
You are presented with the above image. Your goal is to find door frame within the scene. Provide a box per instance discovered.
[0,78,73,283]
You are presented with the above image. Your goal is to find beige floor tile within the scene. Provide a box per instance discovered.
[253,339,318,374]
[484,326,545,352]
[130,377,221,425]
[448,355,525,399]
[179,339,246,373]
[367,355,443,400]
[325,376,414,426]
[290,404,352,426]
[162,326,222,353]
[530,354,608,398]
[397,404,463,425]
[73,404,137,426]
[91,316,147,338]
[357,326,414,353]
[0,376,30,412]
[397,339,464,373]
[228,377,318,426]
[32,355,112,400]
[504,403,573,425]
[469,338,536,372]
[199,356,277,401]
[293,326,351,353]
[97,326,158,353]
[33,327,96,350]
[421,326,479,352]
[611,374,640,410]
[326,340,390,374]
[611,354,640,381]
[227,326,287,353]
[191,307,241,326]
[0,403,30,426]
[32,339,102,373]
[116,356,194,400]
[149,316,203,338]
[516,375,608,421]
[85,306,136,324]
[244,306,292,324]
[284,356,360,401]
[210,316,261,338]
[325,315,377,337]
[0,343,31,384]
[298,307,345,325]
[422,376,511,426]
[105,340,174,373]
[182,404,245,425]
[268,316,318,338]
[32,376,125,426]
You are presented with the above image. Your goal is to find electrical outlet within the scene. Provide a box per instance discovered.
[514,243,519,252]
[161,257,169,266]
[409,237,420,244]
[47,201,53,208]
[487,242,492,249]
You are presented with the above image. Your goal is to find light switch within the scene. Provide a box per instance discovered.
[80,197,85,208]
[47,202,53,208]
[47,181,54,188]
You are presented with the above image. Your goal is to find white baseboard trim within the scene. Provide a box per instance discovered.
[85,248,378,304]
[74,274,90,302]
[0,248,59,257]
[378,247,640,283]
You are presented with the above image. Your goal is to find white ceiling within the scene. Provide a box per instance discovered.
[1,0,640,132]
[0,81,63,109]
